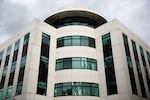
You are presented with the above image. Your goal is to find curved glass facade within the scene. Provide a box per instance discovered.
[57,36,95,48]
[56,57,97,71]
[51,17,99,28]
[54,82,99,97]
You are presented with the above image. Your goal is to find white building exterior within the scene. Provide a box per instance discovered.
[0,5,150,100]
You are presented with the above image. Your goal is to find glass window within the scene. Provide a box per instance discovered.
[4,55,10,67]
[55,84,63,96]
[72,36,80,46]
[72,82,82,96]
[91,84,99,96]
[64,36,71,46]
[63,58,72,69]
[37,33,50,96]
[72,60,81,69]
[146,51,150,66]
[89,38,95,48]
[5,86,13,99]
[23,33,30,45]
[56,59,63,70]
[51,17,100,28]
[0,51,3,60]
[56,57,97,71]
[62,83,72,96]
[14,40,20,51]
[6,40,20,99]
[122,33,137,95]
[2,67,8,76]
[81,58,88,69]
[57,36,95,48]
[10,62,16,73]
[90,60,97,70]
[37,81,47,95]
[42,33,50,46]
[6,46,12,56]
[54,82,99,97]
[12,50,19,62]
[0,89,3,99]
[139,46,150,92]
[16,82,23,95]
[57,38,64,47]
[102,33,118,95]
[15,33,30,96]
[0,76,5,89]
[72,58,81,69]
[82,83,91,95]
[81,36,88,46]
[131,40,147,98]
[20,57,26,68]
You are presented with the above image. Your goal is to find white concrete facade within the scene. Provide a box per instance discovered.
[0,5,150,100]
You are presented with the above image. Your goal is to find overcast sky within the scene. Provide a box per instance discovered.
[0,0,150,46]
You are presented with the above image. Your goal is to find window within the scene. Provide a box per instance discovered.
[51,17,99,28]
[54,82,99,97]
[5,86,13,99]
[131,40,147,98]
[0,46,12,98]
[6,46,11,56]
[16,82,23,95]
[102,33,118,95]
[146,51,150,67]
[12,40,20,62]
[56,57,97,71]
[72,36,80,46]
[57,36,95,48]
[14,40,20,51]
[0,51,4,66]
[122,33,137,95]
[37,33,50,96]
[64,36,72,46]
[4,46,12,67]
[80,36,88,46]
[15,33,30,96]
[139,46,150,92]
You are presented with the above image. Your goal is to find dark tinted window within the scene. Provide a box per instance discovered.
[54,82,99,97]
[102,33,118,95]
[57,36,95,48]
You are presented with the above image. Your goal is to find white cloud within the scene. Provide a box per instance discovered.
[10,0,37,7]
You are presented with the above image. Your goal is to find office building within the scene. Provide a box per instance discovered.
[0,5,150,100]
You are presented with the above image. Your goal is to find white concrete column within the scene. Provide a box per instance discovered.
[96,33,107,97]
[22,29,41,94]
[111,30,132,94]
[47,34,56,98]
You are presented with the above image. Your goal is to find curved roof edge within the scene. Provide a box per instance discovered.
[44,5,107,28]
